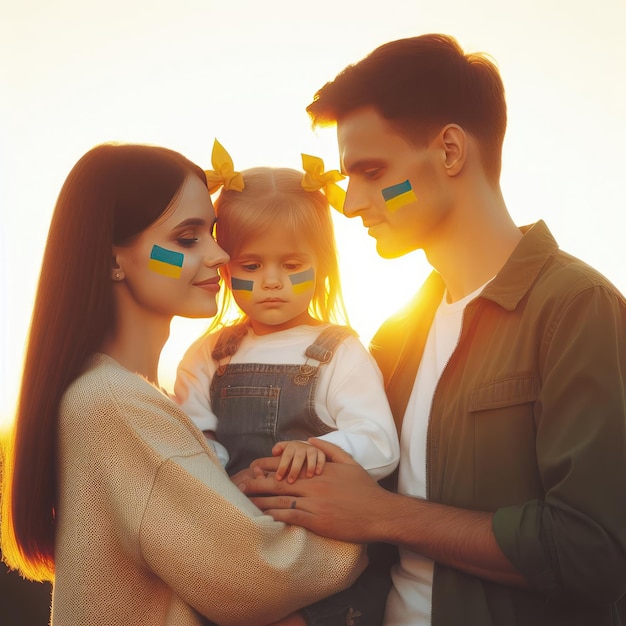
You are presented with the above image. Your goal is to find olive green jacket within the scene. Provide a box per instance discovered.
[371,221,626,625]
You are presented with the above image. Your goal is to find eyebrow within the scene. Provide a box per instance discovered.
[235,252,313,261]
[173,217,211,229]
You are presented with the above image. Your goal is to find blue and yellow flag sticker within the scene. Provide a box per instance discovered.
[289,268,315,295]
[382,180,417,212]
[148,245,184,279]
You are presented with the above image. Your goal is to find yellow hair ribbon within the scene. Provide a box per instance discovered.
[301,154,346,214]
[204,139,245,194]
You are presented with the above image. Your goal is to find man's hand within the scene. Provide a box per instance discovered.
[242,440,527,587]
[239,438,394,543]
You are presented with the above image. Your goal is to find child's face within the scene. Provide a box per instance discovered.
[226,225,318,335]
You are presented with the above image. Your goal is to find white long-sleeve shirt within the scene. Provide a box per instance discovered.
[175,324,400,480]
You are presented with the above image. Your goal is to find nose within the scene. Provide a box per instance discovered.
[204,238,230,268]
[342,178,367,219]
[262,266,282,290]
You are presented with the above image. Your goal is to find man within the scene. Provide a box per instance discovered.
[241,34,626,625]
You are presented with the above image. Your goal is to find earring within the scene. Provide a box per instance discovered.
[115,272,121,280]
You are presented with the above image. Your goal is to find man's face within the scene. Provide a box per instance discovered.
[337,107,452,258]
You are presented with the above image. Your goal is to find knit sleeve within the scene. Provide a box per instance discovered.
[139,452,365,625]
[99,364,367,625]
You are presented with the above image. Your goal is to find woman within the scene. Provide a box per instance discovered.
[0,143,365,626]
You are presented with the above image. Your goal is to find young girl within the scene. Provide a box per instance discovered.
[0,143,365,626]
[175,143,399,483]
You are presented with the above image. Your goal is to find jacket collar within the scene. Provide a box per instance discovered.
[478,220,558,311]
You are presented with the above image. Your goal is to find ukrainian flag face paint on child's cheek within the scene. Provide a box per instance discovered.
[148,245,184,279]
[231,277,254,300]
[289,268,315,295]
[382,180,417,213]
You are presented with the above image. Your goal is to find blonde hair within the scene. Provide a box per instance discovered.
[210,167,348,331]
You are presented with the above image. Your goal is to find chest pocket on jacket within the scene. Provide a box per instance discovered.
[468,374,540,412]
[467,374,542,507]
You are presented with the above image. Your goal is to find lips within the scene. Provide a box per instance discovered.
[362,219,383,228]
[193,276,221,292]
[259,297,286,303]
[194,276,220,287]
[364,223,383,236]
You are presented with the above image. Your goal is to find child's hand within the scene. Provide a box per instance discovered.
[272,440,326,483]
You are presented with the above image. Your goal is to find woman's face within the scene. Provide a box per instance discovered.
[114,174,229,320]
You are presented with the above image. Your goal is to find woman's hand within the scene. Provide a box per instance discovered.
[228,465,259,485]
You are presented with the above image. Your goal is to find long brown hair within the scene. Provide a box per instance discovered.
[1,143,206,581]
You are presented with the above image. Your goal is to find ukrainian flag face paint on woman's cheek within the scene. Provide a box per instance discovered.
[289,268,315,294]
[381,180,417,213]
[148,245,184,279]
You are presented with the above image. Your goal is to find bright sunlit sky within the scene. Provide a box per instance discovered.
[1,0,625,427]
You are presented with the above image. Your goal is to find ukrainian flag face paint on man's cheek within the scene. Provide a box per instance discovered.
[148,245,184,279]
[231,276,254,300]
[381,180,417,212]
[289,268,315,295]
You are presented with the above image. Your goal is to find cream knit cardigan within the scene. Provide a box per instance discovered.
[52,354,365,626]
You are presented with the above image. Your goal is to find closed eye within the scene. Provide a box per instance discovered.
[363,168,382,180]
[176,237,199,247]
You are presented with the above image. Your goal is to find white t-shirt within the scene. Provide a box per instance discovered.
[175,324,400,480]
[384,283,486,626]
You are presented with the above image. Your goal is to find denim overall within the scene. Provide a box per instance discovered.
[211,324,356,476]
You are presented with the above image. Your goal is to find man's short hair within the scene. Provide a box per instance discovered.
[307,34,507,182]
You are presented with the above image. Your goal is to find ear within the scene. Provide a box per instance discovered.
[439,124,466,177]
[111,249,125,282]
